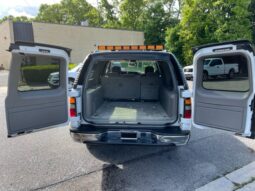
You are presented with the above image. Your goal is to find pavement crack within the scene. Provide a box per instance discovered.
[31,165,111,191]
[31,148,173,191]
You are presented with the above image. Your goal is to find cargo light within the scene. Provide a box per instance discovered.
[184,98,191,118]
[97,45,164,51]
[69,97,77,117]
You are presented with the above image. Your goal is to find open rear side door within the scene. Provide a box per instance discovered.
[193,40,255,139]
[5,42,71,137]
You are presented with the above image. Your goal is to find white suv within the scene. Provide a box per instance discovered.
[183,65,193,80]
[5,41,255,146]
[47,63,83,88]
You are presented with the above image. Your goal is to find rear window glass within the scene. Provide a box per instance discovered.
[184,68,193,72]
[108,60,158,74]
[18,55,61,92]
[201,55,249,92]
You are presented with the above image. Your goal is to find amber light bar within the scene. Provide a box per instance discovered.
[97,45,164,51]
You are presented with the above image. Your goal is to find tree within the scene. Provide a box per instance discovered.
[35,0,103,26]
[166,0,253,65]
[163,0,182,19]
[99,0,120,28]
[0,15,32,24]
[35,4,65,24]
[119,0,145,30]
[249,0,255,44]
[165,24,185,64]
[141,0,179,45]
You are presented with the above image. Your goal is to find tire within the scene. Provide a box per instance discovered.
[203,71,208,81]
[228,69,235,79]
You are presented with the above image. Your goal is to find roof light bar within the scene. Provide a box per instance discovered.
[97,45,164,51]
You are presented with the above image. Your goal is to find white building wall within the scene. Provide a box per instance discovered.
[0,20,13,69]
[0,21,144,69]
[32,22,145,63]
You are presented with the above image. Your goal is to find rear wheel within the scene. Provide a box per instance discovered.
[203,71,208,81]
[228,69,235,79]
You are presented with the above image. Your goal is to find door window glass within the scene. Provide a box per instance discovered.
[210,59,222,66]
[202,55,249,92]
[18,55,61,91]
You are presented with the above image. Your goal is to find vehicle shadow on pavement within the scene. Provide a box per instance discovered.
[86,131,255,191]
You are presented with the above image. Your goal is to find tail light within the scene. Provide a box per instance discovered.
[69,97,77,117]
[184,98,192,118]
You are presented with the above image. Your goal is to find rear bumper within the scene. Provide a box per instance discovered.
[70,126,190,146]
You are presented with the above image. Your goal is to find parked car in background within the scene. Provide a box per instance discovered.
[68,63,83,85]
[48,63,83,88]
[183,65,193,80]
[203,58,239,80]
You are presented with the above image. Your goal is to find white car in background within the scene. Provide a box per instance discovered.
[68,63,83,85]
[203,58,239,80]
[183,65,193,80]
[48,63,83,88]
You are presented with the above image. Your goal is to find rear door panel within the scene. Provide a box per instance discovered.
[193,40,255,137]
[5,43,70,137]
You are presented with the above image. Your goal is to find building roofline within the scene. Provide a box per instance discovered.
[12,20,144,33]
[0,19,11,26]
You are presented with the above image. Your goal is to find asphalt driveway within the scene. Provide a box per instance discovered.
[0,72,255,191]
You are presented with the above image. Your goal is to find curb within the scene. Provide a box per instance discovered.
[196,161,255,191]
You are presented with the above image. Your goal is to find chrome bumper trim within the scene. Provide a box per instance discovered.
[70,131,190,146]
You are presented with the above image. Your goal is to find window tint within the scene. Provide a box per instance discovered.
[210,59,222,66]
[18,55,61,91]
[203,59,210,65]
[202,55,249,92]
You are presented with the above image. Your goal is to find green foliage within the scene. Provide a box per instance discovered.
[69,63,77,69]
[165,24,185,65]
[99,0,120,28]
[35,0,103,26]
[99,0,180,44]
[141,0,179,45]
[249,0,255,44]
[0,15,33,24]
[1,0,255,66]
[21,65,59,70]
[35,4,65,24]
[1,0,180,48]
[166,0,253,65]
[21,65,59,84]
[119,0,145,30]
